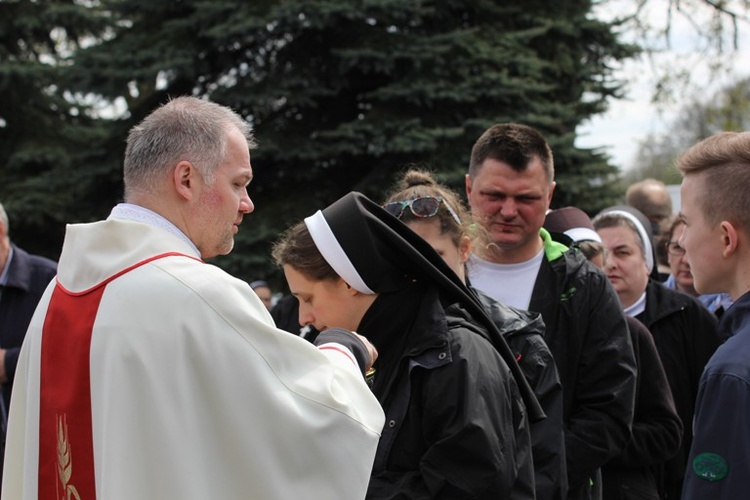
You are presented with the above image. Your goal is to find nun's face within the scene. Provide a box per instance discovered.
[598,225,650,309]
[283,265,376,332]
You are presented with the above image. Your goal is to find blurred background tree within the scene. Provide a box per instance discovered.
[625,75,750,184]
[1,0,747,285]
[0,0,114,258]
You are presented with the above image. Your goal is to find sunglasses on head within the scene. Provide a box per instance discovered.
[383,196,461,226]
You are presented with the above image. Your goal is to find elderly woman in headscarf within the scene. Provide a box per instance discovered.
[272,192,542,499]
[592,206,721,500]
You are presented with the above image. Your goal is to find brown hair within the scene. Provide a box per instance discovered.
[576,240,605,262]
[271,221,339,282]
[383,169,470,247]
[676,131,750,230]
[665,215,685,242]
[469,123,554,182]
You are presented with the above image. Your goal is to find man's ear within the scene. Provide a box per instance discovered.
[174,161,197,200]
[547,180,556,205]
[720,220,739,258]
[465,174,473,198]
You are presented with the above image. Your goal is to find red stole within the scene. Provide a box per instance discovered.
[37,252,198,499]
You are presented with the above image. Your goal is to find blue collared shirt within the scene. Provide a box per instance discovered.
[664,274,733,314]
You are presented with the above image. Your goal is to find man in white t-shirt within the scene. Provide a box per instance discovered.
[465,123,636,500]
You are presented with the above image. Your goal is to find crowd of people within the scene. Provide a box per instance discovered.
[1,96,747,499]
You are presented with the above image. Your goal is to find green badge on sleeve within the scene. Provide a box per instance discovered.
[692,453,729,482]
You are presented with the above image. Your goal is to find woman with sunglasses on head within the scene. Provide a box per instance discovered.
[273,190,540,500]
[383,169,566,500]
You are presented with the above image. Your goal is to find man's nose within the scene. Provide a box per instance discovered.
[240,190,254,214]
[499,199,517,218]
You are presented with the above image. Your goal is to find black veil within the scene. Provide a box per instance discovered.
[308,191,544,422]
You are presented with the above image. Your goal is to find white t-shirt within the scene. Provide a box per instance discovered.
[467,250,545,310]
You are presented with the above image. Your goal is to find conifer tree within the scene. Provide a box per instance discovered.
[3,0,637,280]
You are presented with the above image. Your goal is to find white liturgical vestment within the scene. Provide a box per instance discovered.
[3,218,384,499]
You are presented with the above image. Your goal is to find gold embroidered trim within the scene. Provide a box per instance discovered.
[56,414,82,500]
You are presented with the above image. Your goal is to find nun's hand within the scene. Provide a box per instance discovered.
[315,328,378,375]
[353,332,378,372]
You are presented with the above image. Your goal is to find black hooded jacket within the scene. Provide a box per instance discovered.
[364,284,534,499]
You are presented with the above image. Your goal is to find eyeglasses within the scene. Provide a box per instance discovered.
[666,241,686,256]
[383,196,461,226]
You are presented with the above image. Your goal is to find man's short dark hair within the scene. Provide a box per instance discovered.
[469,123,554,182]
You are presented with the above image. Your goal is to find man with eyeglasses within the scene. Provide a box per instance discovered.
[465,123,637,500]
[664,217,733,318]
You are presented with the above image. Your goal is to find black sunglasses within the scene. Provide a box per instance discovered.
[383,196,461,226]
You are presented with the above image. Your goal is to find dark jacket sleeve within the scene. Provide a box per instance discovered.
[1,247,57,385]
[478,291,568,500]
[520,333,568,500]
[563,266,637,489]
[613,317,683,467]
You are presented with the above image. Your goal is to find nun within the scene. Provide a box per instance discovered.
[593,206,720,500]
[272,192,541,499]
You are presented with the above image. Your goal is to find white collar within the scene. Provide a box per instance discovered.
[624,291,647,317]
[108,203,201,257]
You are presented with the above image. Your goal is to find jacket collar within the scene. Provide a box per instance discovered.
[3,244,31,292]
[640,279,693,323]
[718,291,750,340]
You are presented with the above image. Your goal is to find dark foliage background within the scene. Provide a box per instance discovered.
[1,0,637,288]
